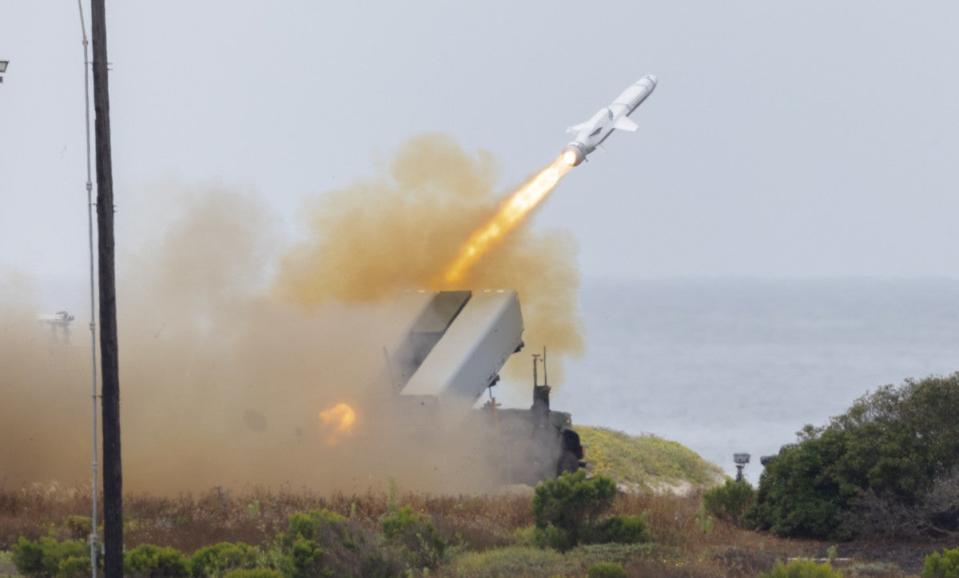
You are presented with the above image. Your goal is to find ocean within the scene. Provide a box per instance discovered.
[551,278,959,482]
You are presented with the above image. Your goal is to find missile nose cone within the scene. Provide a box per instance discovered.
[646,74,658,85]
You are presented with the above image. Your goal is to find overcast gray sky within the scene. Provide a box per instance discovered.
[2,1,959,302]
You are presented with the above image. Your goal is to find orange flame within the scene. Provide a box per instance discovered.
[318,402,357,445]
[440,153,574,285]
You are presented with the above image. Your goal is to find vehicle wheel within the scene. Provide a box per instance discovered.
[557,450,580,475]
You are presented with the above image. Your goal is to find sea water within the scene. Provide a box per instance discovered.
[550,278,959,482]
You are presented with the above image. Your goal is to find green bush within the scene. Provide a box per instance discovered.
[274,509,402,578]
[381,505,445,570]
[762,560,844,578]
[587,561,627,578]
[57,556,91,578]
[190,542,258,577]
[754,374,959,539]
[704,479,756,526]
[124,544,190,578]
[533,471,616,551]
[588,515,651,545]
[12,537,88,578]
[63,516,92,541]
[222,570,282,578]
[282,510,345,545]
[923,547,959,578]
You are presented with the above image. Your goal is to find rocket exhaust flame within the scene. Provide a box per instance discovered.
[441,154,574,284]
[319,402,357,445]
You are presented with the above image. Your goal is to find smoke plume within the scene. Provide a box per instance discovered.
[0,134,582,493]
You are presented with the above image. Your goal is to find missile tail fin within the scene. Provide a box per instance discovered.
[614,116,639,132]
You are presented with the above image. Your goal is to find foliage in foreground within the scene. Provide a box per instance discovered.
[274,509,402,578]
[761,560,843,578]
[190,542,259,577]
[532,472,653,551]
[753,373,959,539]
[125,544,191,578]
[703,479,756,526]
[222,570,282,578]
[380,505,446,569]
[444,544,652,578]
[533,471,617,550]
[923,547,959,578]
[11,536,89,578]
[587,561,627,578]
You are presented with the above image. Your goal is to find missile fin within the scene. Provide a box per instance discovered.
[566,122,587,134]
[614,116,638,132]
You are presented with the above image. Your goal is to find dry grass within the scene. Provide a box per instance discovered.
[0,484,932,576]
[0,484,533,553]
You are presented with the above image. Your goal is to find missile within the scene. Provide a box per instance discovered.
[562,75,657,166]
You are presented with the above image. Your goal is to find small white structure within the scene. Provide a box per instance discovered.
[38,311,75,344]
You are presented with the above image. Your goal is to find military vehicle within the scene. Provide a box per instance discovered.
[379,289,584,485]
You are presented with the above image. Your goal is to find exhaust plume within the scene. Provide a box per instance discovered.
[440,153,574,285]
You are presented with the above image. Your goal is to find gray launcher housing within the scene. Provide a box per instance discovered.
[391,290,523,406]
[385,289,584,483]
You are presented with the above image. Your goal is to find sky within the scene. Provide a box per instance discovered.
[2,0,959,304]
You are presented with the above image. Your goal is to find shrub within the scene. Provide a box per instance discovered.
[762,560,843,578]
[190,542,258,577]
[12,537,88,578]
[124,544,190,578]
[751,429,850,539]
[274,509,402,578]
[380,505,445,569]
[447,546,566,578]
[703,479,756,526]
[923,547,959,578]
[512,525,538,547]
[533,471,616,550]
[588,515,651,545]
[588,561,627,578]
[282,510,345,546]
[63,517,92,541]
[57,555,91,578]
[754,373,959,539]
[222,570,282,578]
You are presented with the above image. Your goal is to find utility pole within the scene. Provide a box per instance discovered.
[76,2,99,576]
[90,0,123,576]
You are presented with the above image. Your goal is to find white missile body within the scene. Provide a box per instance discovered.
[563,75,657,166]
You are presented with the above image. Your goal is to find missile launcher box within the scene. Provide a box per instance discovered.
[379,289,584,485]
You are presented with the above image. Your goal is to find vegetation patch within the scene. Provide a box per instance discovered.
[761,560,843,578]
[753,373,959,539]
[11,536,89,578]
[703,479,756,526]
[124,544,191,578]
[923,547,959,578]
[444,543,652,578]
[190,542,259,577]
[587,561,626,578]
[578,426,723,490]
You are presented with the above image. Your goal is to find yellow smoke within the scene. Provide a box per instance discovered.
[276,134,583,383]
[0,135,585,493]
[440,154,574,285]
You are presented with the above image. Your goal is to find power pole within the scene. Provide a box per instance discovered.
[76,2,99,576]
[90,0,123,576]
